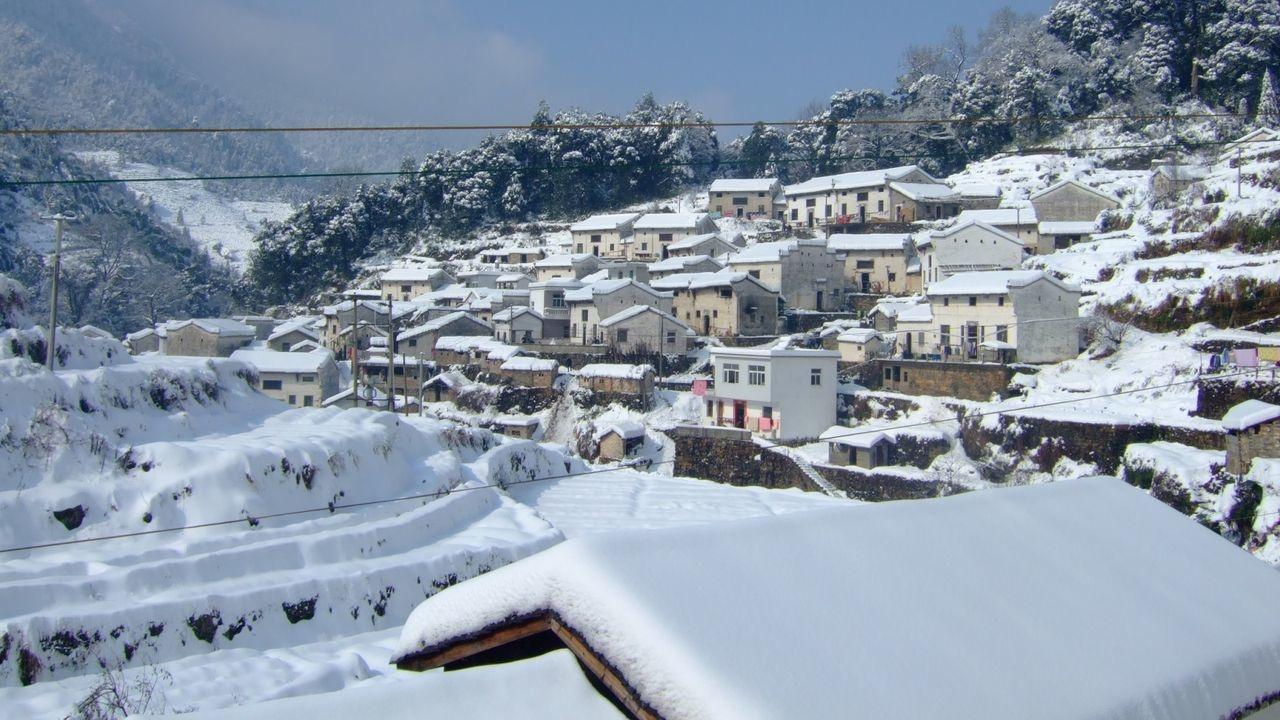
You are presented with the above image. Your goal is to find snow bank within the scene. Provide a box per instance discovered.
[397,478,1280,720]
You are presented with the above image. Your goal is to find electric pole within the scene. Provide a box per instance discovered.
[386,298,396,413]
[42,213,76,370]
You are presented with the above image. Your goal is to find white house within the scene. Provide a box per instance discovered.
[953,207,1039,248]
[570,212,643,258]
[783,165,950,227]
[230,348,340,408]
[916,220,1027,287]
[533,253,603,282]
[646,254,724,279]
[651,269,780,337]
[665,232,741,258]
[703,346,839,441]
[564,279,673,345]
[380,267,454,302]
[826,233,917,294]
[528,278,583,340]
[629,212,719,261]
[707,178,784,219]
[492,306,546,344]
[726,239,846,311]
[598,305,694,355]
[835,328,884,363]
[1029,179,1120,224]
[921,270,1081,363]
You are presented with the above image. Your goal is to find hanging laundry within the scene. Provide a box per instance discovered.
[1233,348,1260,368]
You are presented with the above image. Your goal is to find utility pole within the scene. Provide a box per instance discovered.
[42,213,75,370]
[386,298,396,413]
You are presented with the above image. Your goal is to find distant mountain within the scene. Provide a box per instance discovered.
[0,0,307,190]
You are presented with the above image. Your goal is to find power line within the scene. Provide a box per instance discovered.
[0,110,1253,137]
[0,367,1256,556]
[2,135,1272,190]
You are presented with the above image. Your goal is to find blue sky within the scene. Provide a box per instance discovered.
[121,0,1054,133]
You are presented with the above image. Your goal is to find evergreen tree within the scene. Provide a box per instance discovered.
[1259,69,1280,123]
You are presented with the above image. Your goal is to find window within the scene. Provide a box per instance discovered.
[749,270,760,279]
[856,191,869,201]
[263,379,283,390]
[617,329,629,342]
[288,394,297,405]
[810,368,822,386]
[762,405,773,418]
[757,191,765,198]
[888,272,897,282]
[997,296,1005,307]
[666,331,676,344]
[805,198,816,207]
[581,309,589,321]
[748,364,765,385]
[825,205,832,217]
[968,296,977,306]
[917,331,924,345]
[659,233,673,242]
[996,325,1008,342]
[732,197,748,206]
[706,400,714,416]
[791,209,798,220]
[301,375,315,383]
[856,260,874,269]
[641,243,648,251]
[408,338,417,347]
[400,284,411,292]
[281,342,291,352]
[722,363,740,384]
[884,367,892,380]
[878,200,884,211]
[940,324,951,346]
[943,297,950,306]
[303,395,314,407]
[591,234,601,243]
[551,294,565,308]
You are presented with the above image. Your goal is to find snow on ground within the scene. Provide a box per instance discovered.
[73,151,293,270]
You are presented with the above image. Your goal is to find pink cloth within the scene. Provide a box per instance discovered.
[692,379,708,396]
[1234,348,1260,368]
[759,417,773,431]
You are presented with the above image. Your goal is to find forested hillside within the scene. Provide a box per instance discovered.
[244,2,1280,307]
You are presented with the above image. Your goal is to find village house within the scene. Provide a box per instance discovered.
[232,314,277,341]
[491,306,546,344]
[321,299,404,351]
[826,233,917,294]
[357,350,433,394]
[420,370,471,403]
[230,348,339,408]
[651,270,780,337]
[835,328,884,363]
[627,212,719,261]
[432,336,507,366]
[570,212,642,257]
[498,356,560,388]
[952,182,1003,209]
[396,311,492,360]
[646,254,724,279]
[1037,220,1099,252]
[533,253,603,282]
[598,305,694,354]
[1150,163,1211,204]
[893,302,934,355]
[725,239,845,312]
[576,363,655,398]
[913,270,1080,363]
[456,269,508,289]
[782,165,949,228]
[1028,179,1120,224]
[596,259,651,283]
[1223,400,1280,475]
[954,207,1039,249]
[707,178,784,219]
[495,273,532,290]
[664,231,741,258]
[916,220,1027,287]
[564,278,673,345]
[286,339,324,354]
[380,267,454,302]
[491,415,541,440]
[163,318,256,357]
[821,426,896,468]
[124,326,163,354]
[1222,126,1279,156]
[266,318,320,352]
[478,246,546,266]
[528,278,582,340]
[866,296,929,332]
[392,478,1280,720]
[703,346,839,441]
[594,420,646,461]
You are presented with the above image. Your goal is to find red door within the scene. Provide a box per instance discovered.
[733,400,746,429]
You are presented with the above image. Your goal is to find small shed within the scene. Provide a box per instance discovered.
[493,415,541,440]
[421,371,471,403]
[1223,399,1280,475]
[500,356,560,388]
[577,363,655,397]
[820,426,895,468]
[835,328,883,363]
[594,421,645,462]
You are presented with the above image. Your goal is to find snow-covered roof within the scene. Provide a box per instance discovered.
[494,414,541,427]
[951,182,1002,198]
[598,305,692,331]
[535,253,597,268]
[836,328,881,344]
[497,273,531,283]
[396,312,490,342]
[825,233,909,253]
[381,267,448,283]
[569,213,643,232]
[895,303,933,323]
[1029,179,1121,205]
[267,318,319,343]
[666,232,735,252]
[434,336,505,353]
[633,212,711,230]
[492,306,544,323]
[165,318,257,337]
[528,278,586,289]
[867,297,924,319]
[927,269,1077,296]
[726,239,825,264]
[594,420,645,440]
[979,339,1015,350]
[888,181,959,202]
[650,269,773,293]
[1038,220,1098,235]
[783,165,929,195]
[954,207,1037,226]
[647,254,722,272]
[709,346,839,360]
[577,363,653,379]
[709,178,778,193]
[423,370,470,389]
[287,339,324,353]
[230,348,333,374]
[1152,164,1210,181]
[926,219,1024,246]
[563,279,668,303]
[126,327,158,341]
[501,356,559,372]
[1222,399,1280,432]
[820,425,895,448]
[485,344,523,361]
[396,478,1280,720]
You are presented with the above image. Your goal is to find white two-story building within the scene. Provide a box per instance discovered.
[703,346,839,441]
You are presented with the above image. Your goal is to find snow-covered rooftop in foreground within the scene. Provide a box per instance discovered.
[396,478,1280,720]
[1222,400,1280,432]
